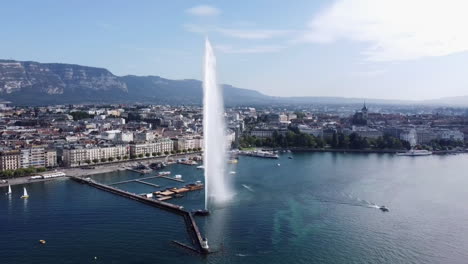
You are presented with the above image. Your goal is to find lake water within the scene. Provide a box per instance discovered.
[2,153,468,264]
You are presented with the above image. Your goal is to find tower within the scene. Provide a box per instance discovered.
[361,102,368,120]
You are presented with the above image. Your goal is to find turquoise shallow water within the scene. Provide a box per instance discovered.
[2,153,468,263]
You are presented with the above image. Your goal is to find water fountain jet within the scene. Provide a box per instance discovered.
[203,38,233,210]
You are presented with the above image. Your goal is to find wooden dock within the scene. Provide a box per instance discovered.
[69,176,208,254]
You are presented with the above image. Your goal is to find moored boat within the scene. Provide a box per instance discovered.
[396,149,432,156]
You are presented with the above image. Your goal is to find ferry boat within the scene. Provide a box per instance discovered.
[396,149,432,156]
[240,150,279,159]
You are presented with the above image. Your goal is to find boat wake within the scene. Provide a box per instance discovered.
[314,194,383,210]
[242,184,254,192]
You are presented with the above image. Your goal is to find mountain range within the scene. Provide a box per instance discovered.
[1,59,467,107]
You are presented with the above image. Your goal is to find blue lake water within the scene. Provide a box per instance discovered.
[2,153,468,263]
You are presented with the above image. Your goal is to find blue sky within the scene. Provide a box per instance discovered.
[2,0,468,100]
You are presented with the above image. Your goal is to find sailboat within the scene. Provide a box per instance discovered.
[7,185,12,195]
[21,187,29,199]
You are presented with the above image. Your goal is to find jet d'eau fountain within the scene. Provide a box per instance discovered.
[203,39,234,210]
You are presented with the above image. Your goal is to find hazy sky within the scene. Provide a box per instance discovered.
[2,0,468,100]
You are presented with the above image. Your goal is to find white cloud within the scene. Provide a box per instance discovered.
[301,0,468,61]
[215,44,285,54]
[184,24,291,40]
[350,69,387,77]
[186,5,221,17]
[216,28,291,40]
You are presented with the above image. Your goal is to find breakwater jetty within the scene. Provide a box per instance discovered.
[69,176,209,254]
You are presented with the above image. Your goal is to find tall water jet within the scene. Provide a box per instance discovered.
[203,38,232,209]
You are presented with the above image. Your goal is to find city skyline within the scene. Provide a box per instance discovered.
[2,0,468,100]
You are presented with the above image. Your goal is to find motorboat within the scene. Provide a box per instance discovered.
[193,209,210,216]
[379,205,389,212]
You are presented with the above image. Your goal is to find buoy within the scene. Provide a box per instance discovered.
[39,240,46,244]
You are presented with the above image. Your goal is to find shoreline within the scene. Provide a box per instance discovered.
[267,147,467,155]
[0,153,202,188]
[2,149,465,188]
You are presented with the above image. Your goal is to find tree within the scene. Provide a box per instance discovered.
[138,154,144,158]
[292,111,306,119]
[164,151,169,155]
[157,152,162,156]
[108,157,114,162]
[85,160,91,164]
[100,158,107,162]
[123,156,129,160]
[116,156,121,160]
[176,150,181,154]
[70,111,92,121]
[152,152,157,157]
[171,150,176,154]
[92,159,99,163]
[145,153,150,157]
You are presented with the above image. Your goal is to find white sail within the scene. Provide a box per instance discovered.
[7,185,11,194]
[21,187,29,198]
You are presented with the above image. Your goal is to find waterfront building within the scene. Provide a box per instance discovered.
[298,125,323,137]
[20,147,46,168]
[63,145,130,167]
[130,138,174,157]
[45,149,57,168]
[439,129,464,141]
[250,128,287,138]
[347,126,383,139]
[0,150,21,171]
[173,136,203,151]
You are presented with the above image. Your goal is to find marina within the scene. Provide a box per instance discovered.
[69,175,209,254]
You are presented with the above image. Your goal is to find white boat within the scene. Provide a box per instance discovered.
[21,187,29,199]
[396,149,432,156]
[158,171,171,176]
[196,165,204,169]
[7,185,11,195]
[241,150,279,159]
[174,174,182,179]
